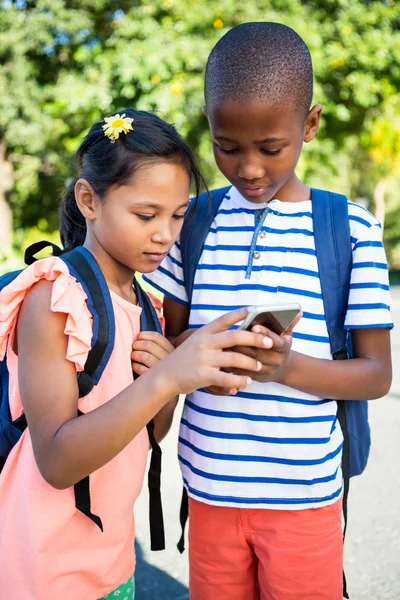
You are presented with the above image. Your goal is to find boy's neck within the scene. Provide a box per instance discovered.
[270,174,310,203]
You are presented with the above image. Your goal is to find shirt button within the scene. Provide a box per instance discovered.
[258,230,266,239]
[253,251,261,260]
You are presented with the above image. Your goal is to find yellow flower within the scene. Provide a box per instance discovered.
[170,82,184,95]
[213,18,224,29]
[102,113,134,141]
[151,74,161,85]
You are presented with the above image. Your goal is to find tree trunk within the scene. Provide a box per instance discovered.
[0,140,13,247]
[374,178,387,229]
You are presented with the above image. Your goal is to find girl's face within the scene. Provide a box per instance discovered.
[88,161,190,274]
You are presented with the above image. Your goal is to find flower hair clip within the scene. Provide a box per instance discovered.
[102,113,134,142]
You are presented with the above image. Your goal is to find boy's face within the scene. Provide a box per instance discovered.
[205,99,321,203]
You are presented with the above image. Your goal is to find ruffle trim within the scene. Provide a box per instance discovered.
[0,256,92,371]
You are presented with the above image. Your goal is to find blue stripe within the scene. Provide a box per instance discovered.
[196,264,320,278]
[349,282,390,291]
[209,226,313,237]
[143,278,188,306]
[347,303,390,311]
[353,240,383,250]
[217,207,313,219]
[292,332,330,343]
[278,286,321,299]
[183,478,343,506]
[179,456,340,485]
[345,323,393,330]
[196,389,332,406]
[185,399,335,424]
[157,265,184,287]
[181,418,330,444]
[192,283,322,299]
[349,215,374,228]
[348,201,376,219]
[352,261,387,270]
[193,283,278,293]
[168,254,183,269]
[303,311,325,321]
[179,437,343,466]
[203,244,316,256]
[191,303,246,311]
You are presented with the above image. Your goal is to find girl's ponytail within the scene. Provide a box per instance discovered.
[59,178,86,250]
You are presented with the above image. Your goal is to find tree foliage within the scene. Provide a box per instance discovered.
[1,0,400,261]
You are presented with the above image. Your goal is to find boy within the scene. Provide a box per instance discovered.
[144,22,392,600]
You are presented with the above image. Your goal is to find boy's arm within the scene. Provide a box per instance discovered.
[235,326,391,400]
[164,296,191,344]
[278,327,391,399]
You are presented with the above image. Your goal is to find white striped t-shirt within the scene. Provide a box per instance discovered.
[144,186,393,510]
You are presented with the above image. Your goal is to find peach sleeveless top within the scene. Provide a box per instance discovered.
[0,257,163,599]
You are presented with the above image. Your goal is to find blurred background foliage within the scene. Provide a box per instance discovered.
[1,0,400,275]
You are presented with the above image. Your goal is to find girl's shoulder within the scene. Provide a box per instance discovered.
[0,256,92,371]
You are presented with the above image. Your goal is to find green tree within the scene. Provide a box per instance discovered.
[1,0,400,262]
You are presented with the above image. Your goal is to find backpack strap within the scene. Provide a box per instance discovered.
[134,279,166,551]
[180,186,231,302]
[175,186,230,553]
[61,247,116,397]
[60,246,117,533]
[311,188,352,599]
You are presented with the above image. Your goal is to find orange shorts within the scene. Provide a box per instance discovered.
[188,497,343,600]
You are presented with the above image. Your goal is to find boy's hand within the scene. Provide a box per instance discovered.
[131,331,175,376]
[204,324,293,394]
[230,324,292,383]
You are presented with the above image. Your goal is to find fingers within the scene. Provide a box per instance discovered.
[201,308,249,334]
[250,326,288,351]
[204,385,236,396]
[211,371,253,391]
[135,331,175,353]
[131,350,159,369]
[210,329,273,351]
[132,362,148,376]
[217,351,262,373]
[131,339,172,362]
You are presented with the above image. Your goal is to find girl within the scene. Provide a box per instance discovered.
[0,109,267,599]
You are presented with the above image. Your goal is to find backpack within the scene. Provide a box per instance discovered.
[178,186,371,598]
[0,242,166,551]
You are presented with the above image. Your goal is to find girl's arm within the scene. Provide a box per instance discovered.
[131,330,179,443]
[18,282,269,489]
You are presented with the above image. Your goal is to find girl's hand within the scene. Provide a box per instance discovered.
[229,324,293,383]
[160,308,271,396]
[131,331,175,376]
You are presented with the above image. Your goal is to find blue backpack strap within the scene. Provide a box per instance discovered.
[61,246,116,397]
[0,270,27,469]
[180,186,231,302]
[60,246,118,533]
[176,186,230,554]
[311,188,352,356]
[311,188,361,600]
[135,279,165,551]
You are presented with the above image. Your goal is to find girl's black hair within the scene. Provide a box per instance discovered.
[60,108,205,250]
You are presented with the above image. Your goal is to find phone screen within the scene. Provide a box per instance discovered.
[249,308,300,335]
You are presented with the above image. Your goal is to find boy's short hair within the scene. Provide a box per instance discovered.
[205,22,313,117]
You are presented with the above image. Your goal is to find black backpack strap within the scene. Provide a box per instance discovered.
[134,279,166,551]
[24,241,63,266]
[177,487,188,554]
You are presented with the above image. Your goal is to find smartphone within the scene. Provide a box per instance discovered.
[239,303,302,335]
